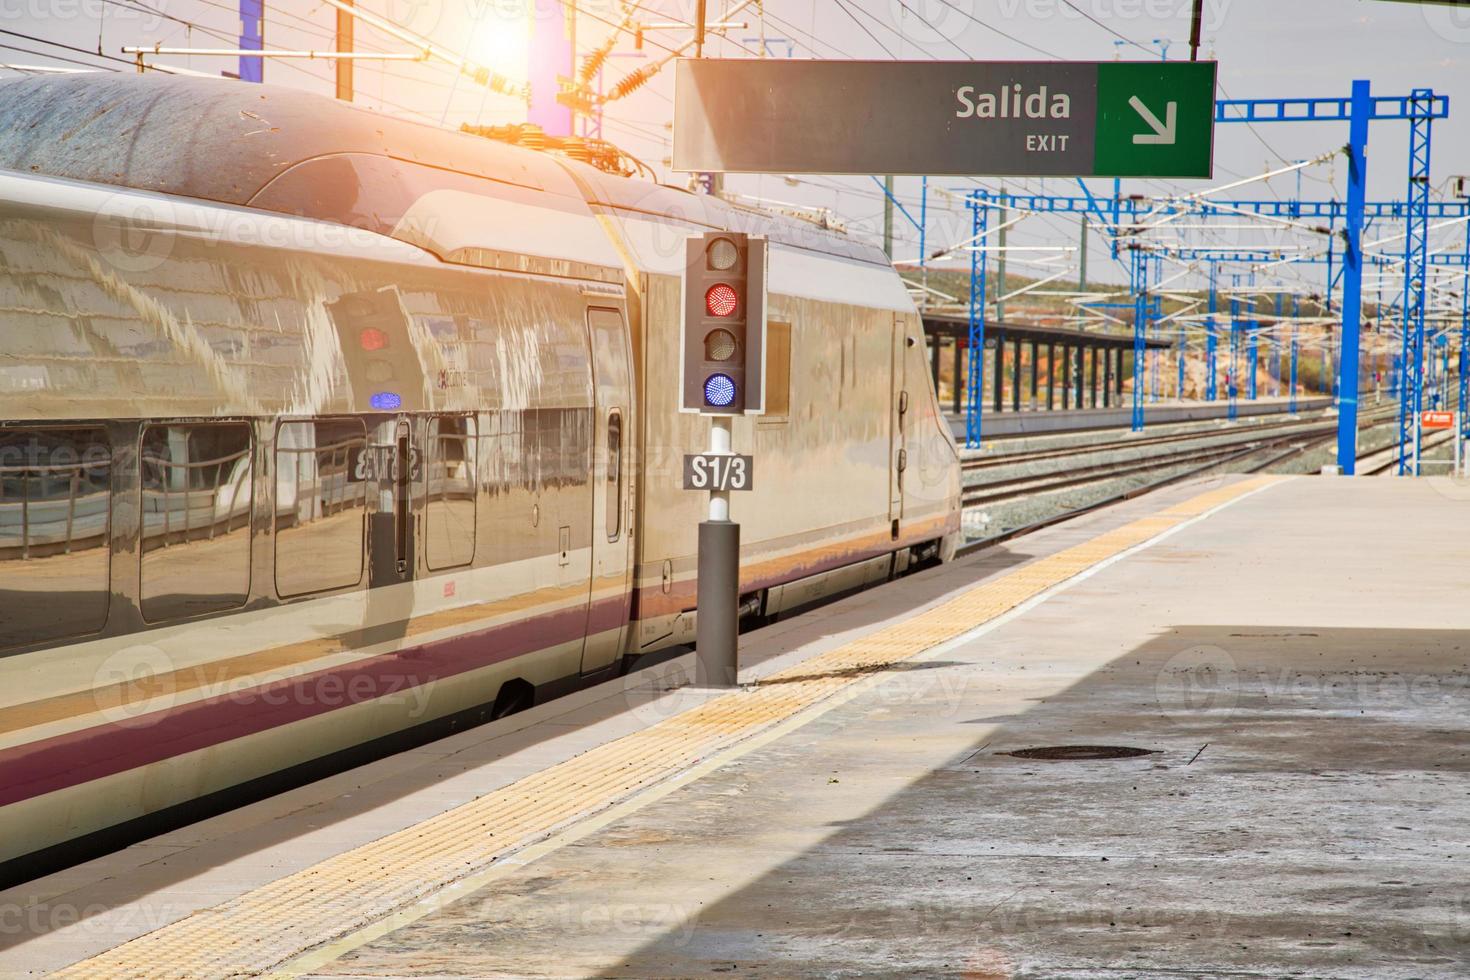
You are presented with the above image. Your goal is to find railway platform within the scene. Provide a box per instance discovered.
[5,474,1470,978]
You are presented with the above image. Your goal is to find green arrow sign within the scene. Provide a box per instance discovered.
[673,60,1217,179]
[1094,62,1216,178]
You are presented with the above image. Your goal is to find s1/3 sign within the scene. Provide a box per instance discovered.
[683,453,754,492]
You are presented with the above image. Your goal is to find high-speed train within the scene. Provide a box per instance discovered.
[0,73,961,877]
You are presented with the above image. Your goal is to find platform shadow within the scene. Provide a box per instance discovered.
[480,623,1470,978]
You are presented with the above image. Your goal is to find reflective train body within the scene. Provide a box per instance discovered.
[0,75,960,873]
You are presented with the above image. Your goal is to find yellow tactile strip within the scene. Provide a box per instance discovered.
[52,475,1284,980]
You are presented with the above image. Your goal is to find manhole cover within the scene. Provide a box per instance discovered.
[1002,745,1157,761]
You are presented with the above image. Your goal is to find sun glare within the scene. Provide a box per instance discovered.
[467,12,531,85]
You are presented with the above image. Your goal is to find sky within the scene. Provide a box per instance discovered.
[2,0,1469,288]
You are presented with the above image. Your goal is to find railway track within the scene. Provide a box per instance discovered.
[1357,429,1459,476]
[955,406,1403,555]
[959,411,1339,472]
[954,440,1299,558]
[961,405,1398,510]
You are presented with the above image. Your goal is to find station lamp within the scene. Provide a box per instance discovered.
[681,231,767,415]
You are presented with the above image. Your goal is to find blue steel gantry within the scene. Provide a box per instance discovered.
[956,81,1460,476]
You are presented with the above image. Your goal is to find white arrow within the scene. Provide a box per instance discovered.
[1129,95,1177,146]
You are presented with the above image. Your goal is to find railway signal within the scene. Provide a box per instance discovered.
[681,231,767,415]
[329,288,422,414]
[680,231,766,689]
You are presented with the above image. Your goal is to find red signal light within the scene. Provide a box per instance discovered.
[359,327,389,351]
[705,283,738,317]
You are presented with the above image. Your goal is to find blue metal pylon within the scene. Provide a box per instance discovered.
[1228,292,1241,421]
[1248,319,1259,400]
[1177,323,1185,399]
[1146,257,1159,404]
[1130,246,1148,431]
[1397,88,1435,475]
[1291,293,1300,414]
[964,192,990,449]
[1206,265,1218,401]
[1460,218,1470,441]
[1273,294,1284,400]
[1290,328,1299,414]
[239,0,264,82]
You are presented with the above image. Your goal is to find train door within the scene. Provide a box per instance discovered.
[890,315,910,531]
[368,417,417,589]
[580,307,635,674]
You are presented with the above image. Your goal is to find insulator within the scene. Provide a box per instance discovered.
[580,39,614,84]
[609,67,652,101]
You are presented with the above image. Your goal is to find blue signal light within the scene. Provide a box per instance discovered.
[703,373,737,408]
[370,391,403,411]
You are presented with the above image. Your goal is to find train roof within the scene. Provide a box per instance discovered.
[0,73,891,270]
[0,72,568,203]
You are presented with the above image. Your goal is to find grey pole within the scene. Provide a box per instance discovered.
[695,416,739,687]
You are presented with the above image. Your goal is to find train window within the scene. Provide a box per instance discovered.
[0,426,112,649]
[275,419,368,597]
[140,423,253,623]
[763,320,792,419]
[424,415,476,570]
[606,411,622,542]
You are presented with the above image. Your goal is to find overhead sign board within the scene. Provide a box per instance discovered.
[673,59,1216,179]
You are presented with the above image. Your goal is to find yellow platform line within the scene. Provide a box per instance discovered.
[52,475,1285,980]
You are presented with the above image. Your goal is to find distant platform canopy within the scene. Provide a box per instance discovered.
[921,312,1173,350]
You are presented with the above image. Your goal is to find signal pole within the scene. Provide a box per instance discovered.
[1189,0,1204,62]
[695,417,739,687]
[682,233,766,688]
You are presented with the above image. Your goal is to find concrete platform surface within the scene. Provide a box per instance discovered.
[309,477,1470,979]
[5,474,1469,979]
[0,474,1232,976]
